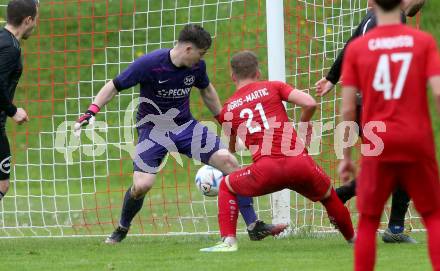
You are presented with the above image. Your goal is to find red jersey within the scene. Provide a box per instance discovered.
[342,24,440,161]
[218,81,305,161]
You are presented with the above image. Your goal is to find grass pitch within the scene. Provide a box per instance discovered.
[1,232,431,271]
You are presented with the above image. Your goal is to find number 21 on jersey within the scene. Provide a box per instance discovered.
[373,52,412,100]
[239,103,269,134]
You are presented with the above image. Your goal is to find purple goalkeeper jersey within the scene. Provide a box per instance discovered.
[113,48,210,126]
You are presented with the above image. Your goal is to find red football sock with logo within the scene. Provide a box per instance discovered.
[218,179,239,238]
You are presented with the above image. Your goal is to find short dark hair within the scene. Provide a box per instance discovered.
[374,0,402,11]
[7,0,38,27]
[178,24,212,50]
[230,51,259,80]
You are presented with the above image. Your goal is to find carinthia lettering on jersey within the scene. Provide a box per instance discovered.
[368,35,413,51]
[157,87,192,98]
[245,88,269,103]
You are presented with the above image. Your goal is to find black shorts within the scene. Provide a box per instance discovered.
[0,130,11,180]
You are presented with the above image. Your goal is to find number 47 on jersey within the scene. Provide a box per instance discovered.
[373,52,413,100]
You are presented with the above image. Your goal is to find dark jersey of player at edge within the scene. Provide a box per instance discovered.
[326,10,406,85]
[0,27,22,131]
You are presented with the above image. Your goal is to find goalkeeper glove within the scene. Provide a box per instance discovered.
[74,104,100,134]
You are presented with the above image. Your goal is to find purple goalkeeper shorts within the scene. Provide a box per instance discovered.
[133,119,225,174]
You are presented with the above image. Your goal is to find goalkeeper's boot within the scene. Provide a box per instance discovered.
[105,226,129,244]
[382,228,417,244]
[200,241,238,252]
[247,220,288,241]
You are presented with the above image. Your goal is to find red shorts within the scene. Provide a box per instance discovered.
[357,158,440,216]
[227,154,331,202]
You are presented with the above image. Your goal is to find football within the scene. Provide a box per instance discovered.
[195,165,224,197]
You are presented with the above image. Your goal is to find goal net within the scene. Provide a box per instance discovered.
[0,0,423,237]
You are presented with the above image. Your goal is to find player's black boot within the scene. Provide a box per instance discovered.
[105,226,129,244]
[247,220,288,241]
[382,228,417,243]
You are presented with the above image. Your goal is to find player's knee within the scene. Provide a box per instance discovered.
[320,185,333,201]
[0,179,10,194]
[132,172,155,199]
[209,149,239,174]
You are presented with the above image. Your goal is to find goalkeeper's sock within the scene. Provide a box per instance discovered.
[335,179,356,204]
[218,179,238,238]
[119,186,145,229]
[423,210,440,270]
[355,214,380,271]
[0,191,4,201]
[237,195,257,226]
[321,188,355,241]
[388,187,410,233]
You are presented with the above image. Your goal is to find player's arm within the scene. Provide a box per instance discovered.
[199,83,222,117]
[74,55,146,133]
[286,89,317,122]
[285,88,316,146]
[315,13,370,96]
[429,76,440,113]
[73,80,118,132]
[337,42,359,184]
[427,37,440,114]
[338,86,358,183]
[0,46,28,125]
[92,80,118,108]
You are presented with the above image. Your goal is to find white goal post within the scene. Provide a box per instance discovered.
[265,0,291,226]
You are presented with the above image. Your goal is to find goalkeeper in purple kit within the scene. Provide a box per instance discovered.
[75,24,287,243]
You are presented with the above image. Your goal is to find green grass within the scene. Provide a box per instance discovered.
[0,232,432,271]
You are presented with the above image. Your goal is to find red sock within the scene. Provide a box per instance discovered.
[218,179,238,238]
[320,188,355,241]
[423,211,440,271]
[355,214,380,271]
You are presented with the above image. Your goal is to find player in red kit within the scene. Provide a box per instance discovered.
[200,51,355,252]
[339,0,440,270]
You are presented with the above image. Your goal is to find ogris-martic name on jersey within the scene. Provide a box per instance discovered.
[227,88,269,111]
[157,87,192,98]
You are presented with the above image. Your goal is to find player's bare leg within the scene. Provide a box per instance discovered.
[105,172,156,244]
[0,179,9,201]
[207,149,240,174]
